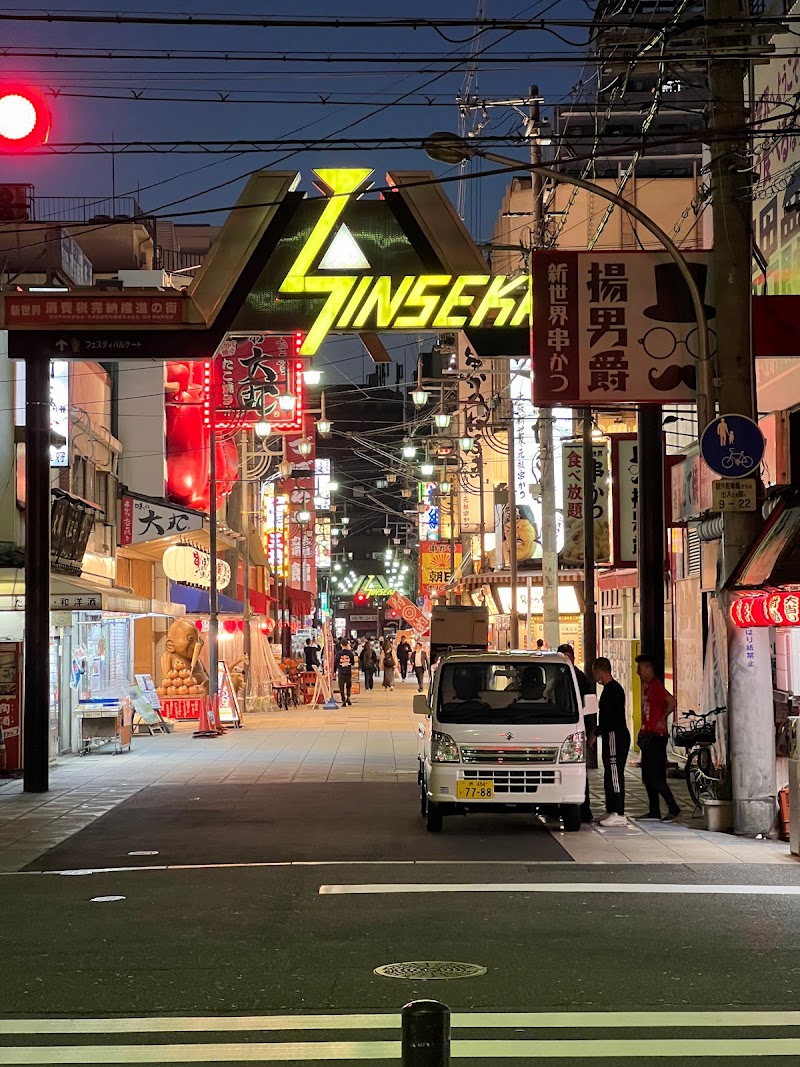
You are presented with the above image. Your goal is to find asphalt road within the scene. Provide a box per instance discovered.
[4,782,800,1063]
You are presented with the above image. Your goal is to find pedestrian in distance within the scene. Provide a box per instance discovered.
[381,640,396,690]
[558,643,596,824]
[303,637,320,672]
[397,635,412,680]
[359,639,379,691]
[334,639,356,707]
[635,654,681,822]
[411,641,430,692]
[593,657,631,826]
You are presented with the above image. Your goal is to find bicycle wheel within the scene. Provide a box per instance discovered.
[685,750,704,809]
[686,749,722,807]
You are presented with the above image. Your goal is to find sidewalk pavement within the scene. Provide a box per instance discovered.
[0,676,793,872]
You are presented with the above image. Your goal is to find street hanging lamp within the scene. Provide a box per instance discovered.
[460,434,474,452]
[420,461,435,478]
[296,438,313,458]
[296,509,311,524]
[434,412,452,429]
[303,368,322,386]
[402,442,417,459]
[316,391,332,437]
[255,421,271,439]
[278,392,296,413]
[411,358,428,407]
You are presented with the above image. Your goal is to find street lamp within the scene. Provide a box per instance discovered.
[402,443,417,459]
[411,358,428,407]
[297,509,311,525]
[459,435,474,452]
[296,438,313,458]
[420,462,434,477]
[278,392,296,413]
[329,480,339,492]
[303,368,322,386]
[434,412,452,429]
[438,480,451,495]
[255,421,271,439]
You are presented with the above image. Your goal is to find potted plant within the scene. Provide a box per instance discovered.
[703,764,734,832]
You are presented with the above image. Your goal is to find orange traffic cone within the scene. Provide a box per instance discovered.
[193,697,219,739]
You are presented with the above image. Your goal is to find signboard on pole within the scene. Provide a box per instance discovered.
[561,440,611,564]
[532,251,715,405]
[700,414,765,478]
[418,542,463,600]
[712,478,757,513]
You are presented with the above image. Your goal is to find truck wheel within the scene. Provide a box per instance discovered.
[560,804,582,833]
[426,803,443,833]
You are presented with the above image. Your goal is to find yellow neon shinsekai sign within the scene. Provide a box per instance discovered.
[278,168,531,356]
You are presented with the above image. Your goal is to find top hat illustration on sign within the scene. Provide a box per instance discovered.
[643,262,716,323]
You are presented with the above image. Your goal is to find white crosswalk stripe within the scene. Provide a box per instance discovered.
[2,1012,800,1062]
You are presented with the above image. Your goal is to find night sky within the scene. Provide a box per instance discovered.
[6,0,591,383]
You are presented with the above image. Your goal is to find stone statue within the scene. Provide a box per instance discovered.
[157,618,209,699]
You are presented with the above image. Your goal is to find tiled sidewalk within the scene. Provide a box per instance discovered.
[0,680,794,871]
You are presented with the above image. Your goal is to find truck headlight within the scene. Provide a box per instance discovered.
[432,731,460,763]
[559,731,586,763]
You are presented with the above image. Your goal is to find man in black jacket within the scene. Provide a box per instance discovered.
[593,657,631,826]
[334,639,356,707]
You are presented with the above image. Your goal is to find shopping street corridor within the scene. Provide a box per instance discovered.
[2,679,800,1063]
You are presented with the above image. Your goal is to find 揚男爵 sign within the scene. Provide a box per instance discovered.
[532,251,715,405]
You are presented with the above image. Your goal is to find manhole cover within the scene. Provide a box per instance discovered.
[374,961,487,980]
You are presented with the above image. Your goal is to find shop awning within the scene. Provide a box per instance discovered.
[727,494,800,590]
[0,569,186,616]
[461,567,585,590]
[287,588,313,616]
[169,582,244,615]
[248,531,270,568]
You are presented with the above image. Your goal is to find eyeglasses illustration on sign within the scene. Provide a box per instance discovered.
[276,168,531,355]
[639,326,719,361]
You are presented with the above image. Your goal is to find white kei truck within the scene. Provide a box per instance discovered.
[414,650,587,833]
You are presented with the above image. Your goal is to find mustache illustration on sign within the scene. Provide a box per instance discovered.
[648,363,697,391]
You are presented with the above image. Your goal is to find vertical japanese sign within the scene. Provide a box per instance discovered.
[49,360,69,467]
[561,440,610,564]
[212,334,304,431]
[0,643,21,772]
[418,542,463,600]
[533,251,712,405]
[611,434,639,567]
[534,255,581,403]
[418,481,439,541]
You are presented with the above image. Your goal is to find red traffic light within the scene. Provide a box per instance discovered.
[354,592,367,605]
[0,87,51,152]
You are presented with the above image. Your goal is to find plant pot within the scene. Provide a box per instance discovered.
[703,799,734,833]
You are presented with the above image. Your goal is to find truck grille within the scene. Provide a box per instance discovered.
[463,769,559,793]
[460,746,559,765]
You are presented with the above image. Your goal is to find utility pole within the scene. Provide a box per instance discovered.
[581,409,597,671]
[507,417,520,649]
[208,362,219,708]
[528,85,560,650]
[637,405,665,678]
[707,0,773,834]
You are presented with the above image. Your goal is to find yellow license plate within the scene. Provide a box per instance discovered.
[457,779,494,800]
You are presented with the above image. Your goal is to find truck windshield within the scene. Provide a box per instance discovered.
[437,661,579,725]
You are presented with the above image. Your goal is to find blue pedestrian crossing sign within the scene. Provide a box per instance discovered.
[700,414,765,478]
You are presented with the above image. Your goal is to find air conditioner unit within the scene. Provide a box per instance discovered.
[0,184,32,222]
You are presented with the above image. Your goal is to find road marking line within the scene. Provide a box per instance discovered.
[319,881,800,896]
[2,1011,800,1034]
[2,1039,800,1062]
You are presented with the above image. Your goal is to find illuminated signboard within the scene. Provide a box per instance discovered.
[212,334,304,430]
[230,168,530,357]
[418,481,439,542]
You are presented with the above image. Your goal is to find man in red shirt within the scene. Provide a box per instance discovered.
[636,654,681,822]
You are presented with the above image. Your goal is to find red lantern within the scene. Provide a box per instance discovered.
[223,619,237,634]
[195,619,204,631]
[236,620,244,632]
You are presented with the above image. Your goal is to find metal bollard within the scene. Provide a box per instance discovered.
[401,999,451,1066]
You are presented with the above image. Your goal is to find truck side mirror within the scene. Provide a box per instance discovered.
[413,693,430,716]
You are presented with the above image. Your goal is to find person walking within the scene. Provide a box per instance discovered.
[381,639,396,690]
[558,643,596,824]
[410,640,430,692]
[593,657,631,826]
[359,638,379,691]
[303,637,320,672]
[334,639,356,707]
[635,654,681,822]
[397,636,412,681]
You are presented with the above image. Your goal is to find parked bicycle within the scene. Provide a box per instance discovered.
[672,707,726,808]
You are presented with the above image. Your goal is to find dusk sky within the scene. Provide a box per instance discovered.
[7,0,592,383]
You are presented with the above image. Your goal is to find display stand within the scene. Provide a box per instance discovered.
[125,684,168,735]
[217,661,242,727]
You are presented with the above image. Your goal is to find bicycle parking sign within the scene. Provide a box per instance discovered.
[700,413,765,478]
